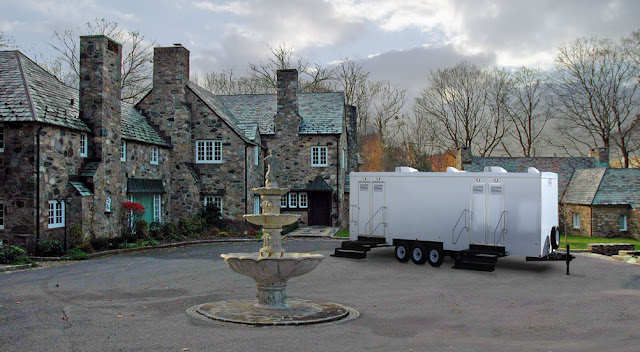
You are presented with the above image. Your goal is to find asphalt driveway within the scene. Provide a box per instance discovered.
[1,238,639,352]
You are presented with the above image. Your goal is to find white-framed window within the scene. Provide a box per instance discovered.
[153,194,162,222]
[0,201,5,230]
[253,196,261,215]
[204,195,223,214]
[281,195,288,208]
[196,140,222,164]
[0,124,4,153]
[299,192,308,208]
[288,192,298,208]
[254,146,259,166]
[150,146,159,165]
[120,140,126,161]
[572,213,580,229]
[48,200,65,228]
[619,214,628,231]
[311,146,328,167]
[80,133,88,157]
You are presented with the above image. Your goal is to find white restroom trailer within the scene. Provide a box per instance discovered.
[344,167,567,270]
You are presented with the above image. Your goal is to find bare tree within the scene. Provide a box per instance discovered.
[0,32,14,48]
[415,61,508,157]
[191,68,266,95]
[554,36,640,167]
[506,67,554,157]
[370,81,407,141]
[46,18,156,103]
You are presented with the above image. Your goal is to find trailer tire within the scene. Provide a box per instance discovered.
[411,243,428,265]
[550,227,560,250]
[395,242,410,262]
[427,246,444,267]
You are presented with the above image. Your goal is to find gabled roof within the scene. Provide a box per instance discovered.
[593,168,640,208]
[216,92,344,135]
[1,50,169,147]
[562,168,607,205]
[464,157,600,199]
[0,50,89,132]
[305,175,333,191]
[186,81,256,144]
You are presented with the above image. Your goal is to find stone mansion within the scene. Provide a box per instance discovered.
[0,35,358,248]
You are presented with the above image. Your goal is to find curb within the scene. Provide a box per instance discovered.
[0,263,39,273]
[29,238,262,261]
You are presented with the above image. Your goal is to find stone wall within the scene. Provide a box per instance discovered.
[246,139,265,214]
[592,205,638,239]
[563,204,592,237]
[0,123,36,247]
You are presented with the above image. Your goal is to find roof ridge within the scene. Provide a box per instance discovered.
[15,52,38,121]
[590,167,608,206]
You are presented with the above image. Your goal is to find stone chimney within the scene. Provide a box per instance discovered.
[590,147,610,167]
[148,44,191,159]
[346,105,358,172]
[79,35,122,160]
[456,146,472,170]
[274,69,300,134]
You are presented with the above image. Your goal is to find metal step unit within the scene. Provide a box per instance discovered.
[452,245,506,272]
[331,238,390,259]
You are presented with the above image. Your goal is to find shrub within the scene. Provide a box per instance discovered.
[65,248,89,260]
[134,219,149,240]
[89,237,110,252]
[68,224,84,249]
[282,222,299,235]
[218,231,229,237]
[200,204,223,228]
[35,239,64,257]
[0,245,28,264]
[246,227,259,237]
[149,221,163,240]
[76,241,95,254]
[177,217,205,238]
[121,201,145,236]
[209,228,220,237]
[141,238,159,247]
[161,222,178,240]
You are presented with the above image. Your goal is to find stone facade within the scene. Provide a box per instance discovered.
[562,204,593,237]
[562,204,638,239]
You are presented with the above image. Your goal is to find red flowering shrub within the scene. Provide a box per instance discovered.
[121,201,145,237]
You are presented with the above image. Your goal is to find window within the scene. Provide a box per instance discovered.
[120,140,126,161]
[153,194,162,222]
[253,196,261,215]
[572,213,580,229]
[150,146,159,165]
[254,146,259,166]
[281,195,288,208]
[342,149,346,169]
[196,140,222,163]
[299,192,308,208]
[619,214,628,231]
[311,146,328,167]
[0,124,4,152]
[204,195,223,214]
[80,133,88,157]
[288,192,298,208]
[48,200,64,228]
[0,202,4,230]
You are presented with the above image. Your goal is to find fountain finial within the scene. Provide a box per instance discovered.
[264,150,278,188]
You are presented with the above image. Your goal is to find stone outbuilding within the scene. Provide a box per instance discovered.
[0,35,357,248]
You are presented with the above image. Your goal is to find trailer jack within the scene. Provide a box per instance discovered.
[525,245,575,274]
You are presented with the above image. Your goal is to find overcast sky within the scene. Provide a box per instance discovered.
[2,0,639,102]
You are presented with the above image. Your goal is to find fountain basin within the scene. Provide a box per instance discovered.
[243,213,300,227]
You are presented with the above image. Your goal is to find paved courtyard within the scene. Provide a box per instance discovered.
[1,238,639,351]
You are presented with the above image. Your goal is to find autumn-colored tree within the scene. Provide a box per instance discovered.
[360,134,384,172]
[121,201,145,236]
[429,150,457,172]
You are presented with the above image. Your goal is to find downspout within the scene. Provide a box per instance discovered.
[336,135,340,223]
[244,144,248,215]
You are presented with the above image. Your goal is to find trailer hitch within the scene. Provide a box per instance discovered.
[525,245,575,274]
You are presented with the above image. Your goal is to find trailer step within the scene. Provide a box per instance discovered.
[457,253,499,264]
[331,248,367,259]
[340,242,373,251]
[453,260,495,272]
[357,236,387,244]
[468,244,506,256]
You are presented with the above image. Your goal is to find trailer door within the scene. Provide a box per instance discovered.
[487,183,505,246]
[358,182,371,235]
[470,184,486,244]
[371,182,385,237]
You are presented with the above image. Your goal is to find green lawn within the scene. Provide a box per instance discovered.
[334,230,349,238]
[562,235,640,250]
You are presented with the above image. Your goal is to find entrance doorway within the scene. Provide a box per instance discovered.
[308,192,332,226]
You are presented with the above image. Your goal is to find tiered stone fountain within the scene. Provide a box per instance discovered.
[189,153,356,326]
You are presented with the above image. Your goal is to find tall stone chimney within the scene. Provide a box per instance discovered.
[148,44,191,159]
[456,146,472,170]
[590,147,610,167]
[346,105,358,172]
[274,69,300,133]
[79,35,122,160]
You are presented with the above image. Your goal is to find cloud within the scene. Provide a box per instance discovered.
[0,20,26,32]
[194,1,251,15]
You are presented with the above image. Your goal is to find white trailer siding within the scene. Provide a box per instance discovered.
[349,170,559,258]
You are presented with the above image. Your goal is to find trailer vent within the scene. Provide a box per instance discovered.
[359,183,369,191]
[490,185,503,195]
[472,185,484,194]
[374,184,384,192]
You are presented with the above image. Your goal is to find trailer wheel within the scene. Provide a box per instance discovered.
[550,227,560,250]
[395,242,410,262]
[427,247,444,267]
[411,243,427,265]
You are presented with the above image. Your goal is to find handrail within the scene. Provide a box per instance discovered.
[334,205,358,235]
[364,206,386,236]
[332,205,355,227]
[452,209,469,245]
[493,211,508,246]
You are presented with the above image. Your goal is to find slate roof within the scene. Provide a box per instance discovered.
[1,50,169,147]
[561,168,607,205]
[80,162,100,177]
[0,51,89,132]
[216,92,345,135]
[464,157,601,199]
[186,81,256,144]
[305,175,333,191]
[562,168,640,209]
[69,181,93,196]
[127,178,166,194]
